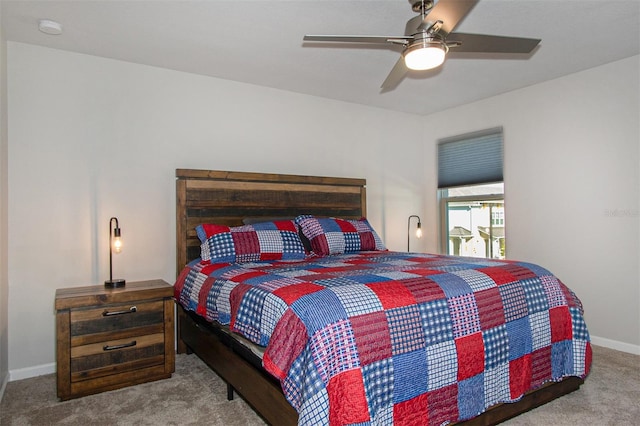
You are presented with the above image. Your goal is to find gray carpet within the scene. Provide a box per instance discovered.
[1,345,638,425]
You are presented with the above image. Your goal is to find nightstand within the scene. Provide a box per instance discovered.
[55,279,175,400]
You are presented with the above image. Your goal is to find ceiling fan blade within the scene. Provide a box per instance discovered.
[447,32,540,53]
[418,0,478,36]
[381,57,408,92]
[303,35,411,44]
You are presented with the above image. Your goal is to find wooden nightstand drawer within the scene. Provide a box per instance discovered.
[70,300,165,345]
[70,333,166,382]
[56,280,175,400]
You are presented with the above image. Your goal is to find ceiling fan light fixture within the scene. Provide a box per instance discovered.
[403,40,447,71]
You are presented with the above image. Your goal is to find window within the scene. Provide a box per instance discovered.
[491,209,504,226]
[438,128,505,259]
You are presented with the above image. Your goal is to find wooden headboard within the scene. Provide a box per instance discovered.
[176,169,367,273]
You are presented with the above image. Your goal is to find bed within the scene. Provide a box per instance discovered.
[174,168,590,425]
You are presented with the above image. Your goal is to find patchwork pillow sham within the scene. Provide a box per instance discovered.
[295,215,386,256]
[196,220,307,263]
[241,216,313,253]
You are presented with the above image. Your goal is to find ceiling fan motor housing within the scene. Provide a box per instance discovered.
[406,15,423,36]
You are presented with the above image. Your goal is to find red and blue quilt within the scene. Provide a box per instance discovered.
[174,251,591,425]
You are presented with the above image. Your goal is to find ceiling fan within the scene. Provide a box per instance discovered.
[303,0,541,91]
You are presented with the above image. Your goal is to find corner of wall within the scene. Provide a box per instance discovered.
[0,5,10,397]
[0,372,7,403]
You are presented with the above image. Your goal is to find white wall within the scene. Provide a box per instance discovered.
[421,56,640,353]
[6,42,639,378]
[6,42,426,376]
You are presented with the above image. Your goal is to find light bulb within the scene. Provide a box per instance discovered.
[113,236,122,253]
[416,227,423,239]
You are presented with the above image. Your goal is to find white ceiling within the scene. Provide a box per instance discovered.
[2,0,639,116]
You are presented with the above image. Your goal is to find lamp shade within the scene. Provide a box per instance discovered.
[404,40,447,71]
[113,227,122,253]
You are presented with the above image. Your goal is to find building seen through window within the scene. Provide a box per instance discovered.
[440,183,504,259]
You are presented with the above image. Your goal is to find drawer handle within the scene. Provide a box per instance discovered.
[102,306,137,317]
[103,340,137,351]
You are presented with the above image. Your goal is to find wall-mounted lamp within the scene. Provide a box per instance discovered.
[407,215,422,252]
[105,217,125,288]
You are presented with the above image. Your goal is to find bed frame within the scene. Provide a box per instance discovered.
[174,168,584,425]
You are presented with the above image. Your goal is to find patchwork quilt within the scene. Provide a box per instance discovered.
[174,251,591,426]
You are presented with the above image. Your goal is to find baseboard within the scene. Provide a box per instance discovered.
[9,362,55,381]
[591,335,640,355]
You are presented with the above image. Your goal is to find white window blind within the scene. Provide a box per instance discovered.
[438,127,503,189]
